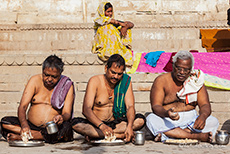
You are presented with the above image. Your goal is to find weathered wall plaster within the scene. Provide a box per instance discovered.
[0,0,228,24]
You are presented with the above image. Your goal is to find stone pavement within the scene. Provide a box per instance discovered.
[1,134,230,154]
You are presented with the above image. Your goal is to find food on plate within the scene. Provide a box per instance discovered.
[91,134,125,144]
[93,139,123,143]
[165,138,198,144]
[21,131,33,143]
[104,134,116,142]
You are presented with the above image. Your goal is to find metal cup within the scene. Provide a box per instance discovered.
[134,131,145,145]
[46,121,58,134]
[215,130,229,145]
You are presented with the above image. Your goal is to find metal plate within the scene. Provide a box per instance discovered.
[164,139,199,145]
[9,140,44,147]
[90,139,125,146]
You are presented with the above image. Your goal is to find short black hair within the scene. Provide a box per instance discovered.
[106,54,126,70]
[42,55,64,73]
[104,2,113,11]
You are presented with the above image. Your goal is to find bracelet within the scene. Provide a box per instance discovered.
[98,122,104,128]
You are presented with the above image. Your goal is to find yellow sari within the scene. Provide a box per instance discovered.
[92,2,133,66]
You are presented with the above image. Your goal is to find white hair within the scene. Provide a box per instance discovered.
[172,51,194,67]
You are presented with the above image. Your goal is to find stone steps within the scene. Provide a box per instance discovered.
[0,21,229,54]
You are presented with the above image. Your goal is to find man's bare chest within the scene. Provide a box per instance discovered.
[163,89,180,104]
[163,89,196,111]
[32,89,53,104]
[94,85,114,107]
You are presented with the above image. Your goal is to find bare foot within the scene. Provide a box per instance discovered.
[184,128,192,133]
[197,132,212,143]
[208,132,213,143]
[84,135,91,142]
[7,133,22,141]
[154,133,161,142]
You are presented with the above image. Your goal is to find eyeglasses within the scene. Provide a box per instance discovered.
[174,64,192,73]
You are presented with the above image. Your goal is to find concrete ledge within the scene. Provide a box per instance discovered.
[0,54,103,66]
[0,21,228,31]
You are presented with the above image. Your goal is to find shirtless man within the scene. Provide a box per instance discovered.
[72,54,145,142]
[146,51,219,142]
[1,55,75,143]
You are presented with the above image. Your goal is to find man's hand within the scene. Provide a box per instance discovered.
[99,123,114,137]
[20,125,31,136]
[193,114,206,130]
[53,115,64,125]
[124,126,134,142]
[167,107,180,120]
[20,125,33,142]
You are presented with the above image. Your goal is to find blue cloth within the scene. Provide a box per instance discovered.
[144,51,165,67]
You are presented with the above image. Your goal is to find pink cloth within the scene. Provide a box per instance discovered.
[136,52,171,73]
[192,52,230,80]
[51,75,74,109]
[136,52,230,80]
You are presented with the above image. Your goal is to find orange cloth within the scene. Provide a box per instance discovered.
[200,29,230,52]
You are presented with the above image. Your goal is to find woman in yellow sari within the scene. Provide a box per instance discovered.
[92,2,134,66]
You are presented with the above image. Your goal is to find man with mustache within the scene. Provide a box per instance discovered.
[1,55,75,143]
[146,51,219,143]
[72,54,145,142]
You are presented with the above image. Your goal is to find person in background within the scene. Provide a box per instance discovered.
[92,2,134,66]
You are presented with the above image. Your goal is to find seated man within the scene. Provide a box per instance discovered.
[1,55,75,144]
[72,54,145,142]
[146,50,219,142]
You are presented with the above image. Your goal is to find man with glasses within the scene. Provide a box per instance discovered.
[1,55,75,143]
[146,50,219,143]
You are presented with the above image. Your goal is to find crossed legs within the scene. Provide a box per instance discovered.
[1,123,44,141]
[146,112,218,142]
[160,127,212,142]
[1,116,44,141]
[72,117,145,140]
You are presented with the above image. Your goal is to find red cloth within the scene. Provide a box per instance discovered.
[163,52,176,72]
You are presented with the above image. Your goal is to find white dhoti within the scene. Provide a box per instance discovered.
[146,110,219,141]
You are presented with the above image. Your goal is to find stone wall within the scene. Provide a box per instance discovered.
[1,53,230,132]
[0,0,228,24]
[0,0,229,53]
[0,53,155,118]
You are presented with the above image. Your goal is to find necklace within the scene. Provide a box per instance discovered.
[107,88,114,100]
[104,76,114,100]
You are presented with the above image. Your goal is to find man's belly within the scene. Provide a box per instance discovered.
[93,106,114,122]
[27,105,60,127]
